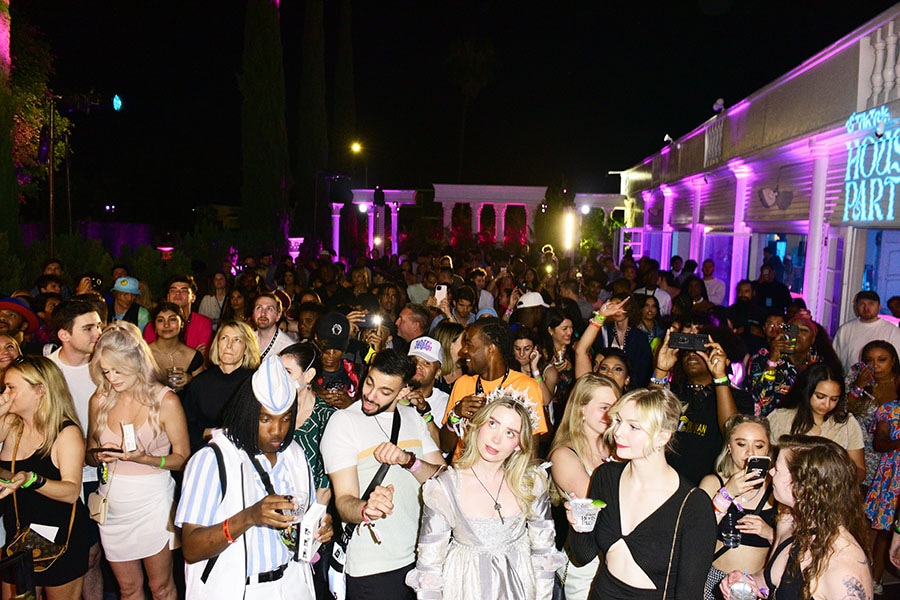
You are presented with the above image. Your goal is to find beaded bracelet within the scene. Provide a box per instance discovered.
[650,375,669,386]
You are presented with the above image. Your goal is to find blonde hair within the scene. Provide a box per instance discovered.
[209,320,261,369]
[549,374,620,471]
[89,321,165,438]
[456,396,543,518]
[713,414,772,478]
[6,356,80,457]
[604,387,684,456]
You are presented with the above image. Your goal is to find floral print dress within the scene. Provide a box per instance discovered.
[865,400,900,530]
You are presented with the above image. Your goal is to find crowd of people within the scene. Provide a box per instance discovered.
[0,245,899,599]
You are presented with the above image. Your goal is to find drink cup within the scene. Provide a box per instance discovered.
[728,581,756,600]
[721,512,742,548]
[167,367,186,391]
[570,498,603,533]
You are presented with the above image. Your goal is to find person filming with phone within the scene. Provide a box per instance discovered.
[698,415,776,599]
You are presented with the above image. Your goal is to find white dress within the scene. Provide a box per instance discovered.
[406,467,565,599]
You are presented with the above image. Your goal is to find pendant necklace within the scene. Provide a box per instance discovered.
[471,466,506,524]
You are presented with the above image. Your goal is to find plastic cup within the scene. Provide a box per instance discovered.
[721,512,742,548]
[570,498,603,533]
[729,581,756,600]
[167,367,186,391]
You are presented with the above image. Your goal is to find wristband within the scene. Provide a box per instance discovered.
[758,586,770,598]
[21,472,38,489]
[223,518,235,544]
[894,520,900,534]
[650,375,669,386]
[158,456,166,470]
[423,413,434,424]
[30,473,46,490]
[588,320,602,330]
[409,458,423,473]
[401,451,417,470]
[849,385,863,399]
[718,486,735,503]
[448,412,462,425]
[713,376,729,386]
[765,359,778,368]
[416,402,432,416]
[536,376,544,383]
[361,502,371,524]
[531,370,541,377]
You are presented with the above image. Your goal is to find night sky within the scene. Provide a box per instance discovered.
[16,0,900,228]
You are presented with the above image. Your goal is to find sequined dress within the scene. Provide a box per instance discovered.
[406,467,565,599]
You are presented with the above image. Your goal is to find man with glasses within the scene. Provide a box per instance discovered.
[254,293,294,360]
[144,274,213,359]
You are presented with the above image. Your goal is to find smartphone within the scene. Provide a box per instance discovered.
[87,447,123,455]
[434,284,448,304]
[746,455,771,480]
[361,313,383,329]
[668,332,708,351]
[780,323,799,354]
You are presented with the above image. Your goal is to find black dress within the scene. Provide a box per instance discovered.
[182,366,253,452]
[0,424,92,587]
[569,462,716,599]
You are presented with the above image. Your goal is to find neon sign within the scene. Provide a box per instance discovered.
[844,106,899,222]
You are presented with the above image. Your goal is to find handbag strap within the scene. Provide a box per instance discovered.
[10,426,78,550]
[341,408,401,539]
[662,487,695,599]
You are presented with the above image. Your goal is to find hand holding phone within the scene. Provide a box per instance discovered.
[434,284,448,304]
[745,455,771,482]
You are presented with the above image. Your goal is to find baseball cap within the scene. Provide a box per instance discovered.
[516,292,549,309]
[112,277,140,294]
[408,336,443,366]
[316,312,350,353]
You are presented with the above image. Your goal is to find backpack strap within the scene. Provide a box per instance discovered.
[200,443,228,584]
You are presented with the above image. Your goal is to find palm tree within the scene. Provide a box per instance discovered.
[446,38,498,183]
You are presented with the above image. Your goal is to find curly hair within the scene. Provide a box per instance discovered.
[89,321,166,439]
[778,435,870,600]
[455,396,543,518]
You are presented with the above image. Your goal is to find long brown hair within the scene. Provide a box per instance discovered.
[778,435,870,600]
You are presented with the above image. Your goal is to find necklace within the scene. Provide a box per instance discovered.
[259,330,279,360]
[471,466,506,524]
[609,323,629,350]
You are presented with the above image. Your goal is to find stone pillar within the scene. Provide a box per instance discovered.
[689,179,704,263]
[661,185,674,270]
[390,203,400,256]
[331,204,343,257]
[441,202,453,232]
[471,202,483,237]
[367,204,375,252]
[496,205,506,245]
[729,162,753,306]
[376,206,385,255]
[805,144,830,319]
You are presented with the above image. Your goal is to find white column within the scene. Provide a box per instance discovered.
[872,27,886,106]
[661,185,673,269]
[376,206,385,255]
[496,205,506,245]
[729,163,753,306]
[805,144,830,320]
[441,202,453,232]
[689,179,704,262]
[884,21,897,102]
[331,203,343,257]
[471,202,483,236]
[390,203,400,256]
[367,204,375,252]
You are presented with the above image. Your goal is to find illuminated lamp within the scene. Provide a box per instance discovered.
[157,246,174,262]
[580,205,590,215]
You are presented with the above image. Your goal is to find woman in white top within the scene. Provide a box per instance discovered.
[766,362,865,482]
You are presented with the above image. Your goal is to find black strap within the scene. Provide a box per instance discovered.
[200,443,229,584]
[339,409,401,541]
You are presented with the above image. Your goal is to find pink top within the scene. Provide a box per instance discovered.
[98,391,172,476]
[143,311,213,351]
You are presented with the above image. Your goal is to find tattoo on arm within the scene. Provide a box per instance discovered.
[839,576,870,600]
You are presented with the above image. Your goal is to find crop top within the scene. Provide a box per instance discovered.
[569,461,716,597]
[714,475,776,549]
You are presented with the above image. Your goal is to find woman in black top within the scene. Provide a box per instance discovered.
[567,387,716,599]
[181,320,260,452]
[720,436,872,600]
[699,415,776,599]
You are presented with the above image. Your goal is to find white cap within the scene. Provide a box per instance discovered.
[252,355,295,415]
[516,292,549,309]
[408,336,443,366]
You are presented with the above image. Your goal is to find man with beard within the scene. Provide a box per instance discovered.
[0,296,39,344]
[253,293,294,361]
[404,336,449,449]
[321,350,444,599]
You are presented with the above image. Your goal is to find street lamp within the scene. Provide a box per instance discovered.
[350,141,368,188]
